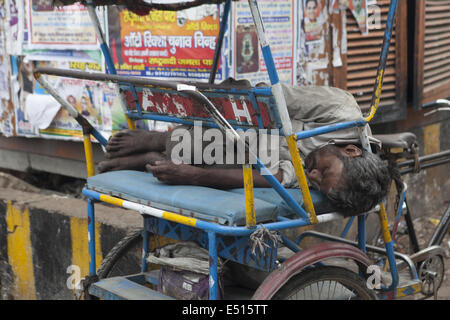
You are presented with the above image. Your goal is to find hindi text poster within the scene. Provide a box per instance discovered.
[107,4,223,80]
[27,1,99,50]
[232,0,296,85]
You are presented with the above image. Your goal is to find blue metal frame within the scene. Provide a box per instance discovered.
[79,0,408,300]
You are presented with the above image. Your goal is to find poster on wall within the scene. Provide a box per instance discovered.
[107,4,224,81]
[37,61,116,141]
[232,0,296,85]
[0,27,15,137]
[22,1,103,64]
[14,57,38,136]
[297,0,331,86]
[4,0,24,55]
[303,0,326,43]
[27,0,100,50]
[332,0,368,34]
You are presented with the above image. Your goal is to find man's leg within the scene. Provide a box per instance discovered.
[105,129,169,159]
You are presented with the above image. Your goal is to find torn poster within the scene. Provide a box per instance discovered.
[332,0,368,35]
[232,0,296,85]
[27,1,99,50]
[5,0,24,55]
[303,0,327,43]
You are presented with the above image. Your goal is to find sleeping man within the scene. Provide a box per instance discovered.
[98,83,391,217]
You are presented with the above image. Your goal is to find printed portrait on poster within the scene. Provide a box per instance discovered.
[236,24,259,74]
[31,0,53,11]
[303,0,324,43]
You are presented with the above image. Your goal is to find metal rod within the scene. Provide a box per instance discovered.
[296,119,367,140]
[396,150,450,167]
[403,199,420,253]
[365,0,398,122]
[428,204,450,247]
[88,198,97,276]
[297,230,418,280]
[400,158,450,175]
[209,0,232,84]
[208,232,218,300]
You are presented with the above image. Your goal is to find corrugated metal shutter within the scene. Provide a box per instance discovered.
[346,3,396,111]
[423,0,450,101]
[345,0,406,122]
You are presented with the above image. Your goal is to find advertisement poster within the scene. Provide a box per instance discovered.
[232,0,296,85]
[332,0,368,34]
[107,4,224,80]
[37,61,117,140]
[5,0,24,55]
[0,28,14,137]
[27,0,99,50]
[303,0,326,43]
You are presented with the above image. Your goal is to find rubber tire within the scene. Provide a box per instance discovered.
[272,266,378,300]
[96,229,144,279]
[83,229,144,300]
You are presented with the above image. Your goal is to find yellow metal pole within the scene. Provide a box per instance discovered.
[83,134,96,177]
[243,164,256,228]
[125,116,136,130]
[378,202,392,244]
[286,135,318,224]
[365,70,384,123]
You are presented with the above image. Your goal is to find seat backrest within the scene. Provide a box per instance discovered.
[120,81,284,132]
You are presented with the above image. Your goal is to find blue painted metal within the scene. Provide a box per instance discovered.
[84,186,315,237]
[254,159,311,221]
[141,221,149,273]
[394,187,407,228]
[381,240,399,291]
[90,127,108,146]
[296,119,367,141]
[208,232,218,300]
[279,234,300,254]
[208,0,232,84]
[143,216,277,272]
[369,0,398,110]
[89,274,175,300]
[87,198,96,276]
[340,216,355,238]
[247,91,265,129]
[357,215,366,253]
[100,42,116,74]
[261,45,279,85]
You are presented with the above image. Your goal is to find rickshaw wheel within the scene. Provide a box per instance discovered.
[272,266,377,300]
[418,255,445,298]
[81,228,165,300]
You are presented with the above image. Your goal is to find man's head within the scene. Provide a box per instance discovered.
[305,144,391,217]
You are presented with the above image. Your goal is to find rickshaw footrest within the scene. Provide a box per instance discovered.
[89,273,175,300]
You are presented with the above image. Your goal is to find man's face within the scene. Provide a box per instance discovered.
[306,0,317,21]
[305,144,362,194]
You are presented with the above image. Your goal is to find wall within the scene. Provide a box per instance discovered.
[0,186,141,300]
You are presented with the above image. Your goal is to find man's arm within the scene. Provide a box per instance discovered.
[145,160,283,189]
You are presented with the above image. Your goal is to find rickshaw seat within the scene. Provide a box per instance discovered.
[85,170,334,226]
[229,188,334,217]
[374,132,417,150]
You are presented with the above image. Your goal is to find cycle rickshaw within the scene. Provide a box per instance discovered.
[33,0,449,299]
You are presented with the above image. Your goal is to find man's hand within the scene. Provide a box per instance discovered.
[145,160,203,185]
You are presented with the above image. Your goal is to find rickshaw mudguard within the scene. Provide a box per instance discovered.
[251,241,373,300]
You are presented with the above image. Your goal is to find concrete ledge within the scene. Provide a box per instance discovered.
[0,186,142,300]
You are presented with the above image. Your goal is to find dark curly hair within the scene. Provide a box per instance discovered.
[326,150,392,217]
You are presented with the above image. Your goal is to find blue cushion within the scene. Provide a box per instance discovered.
[86,170,279,226]
[228,188,334,217]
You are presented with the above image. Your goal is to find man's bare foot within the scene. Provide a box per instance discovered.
[98,151,166,173]
[105,129,168,159]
